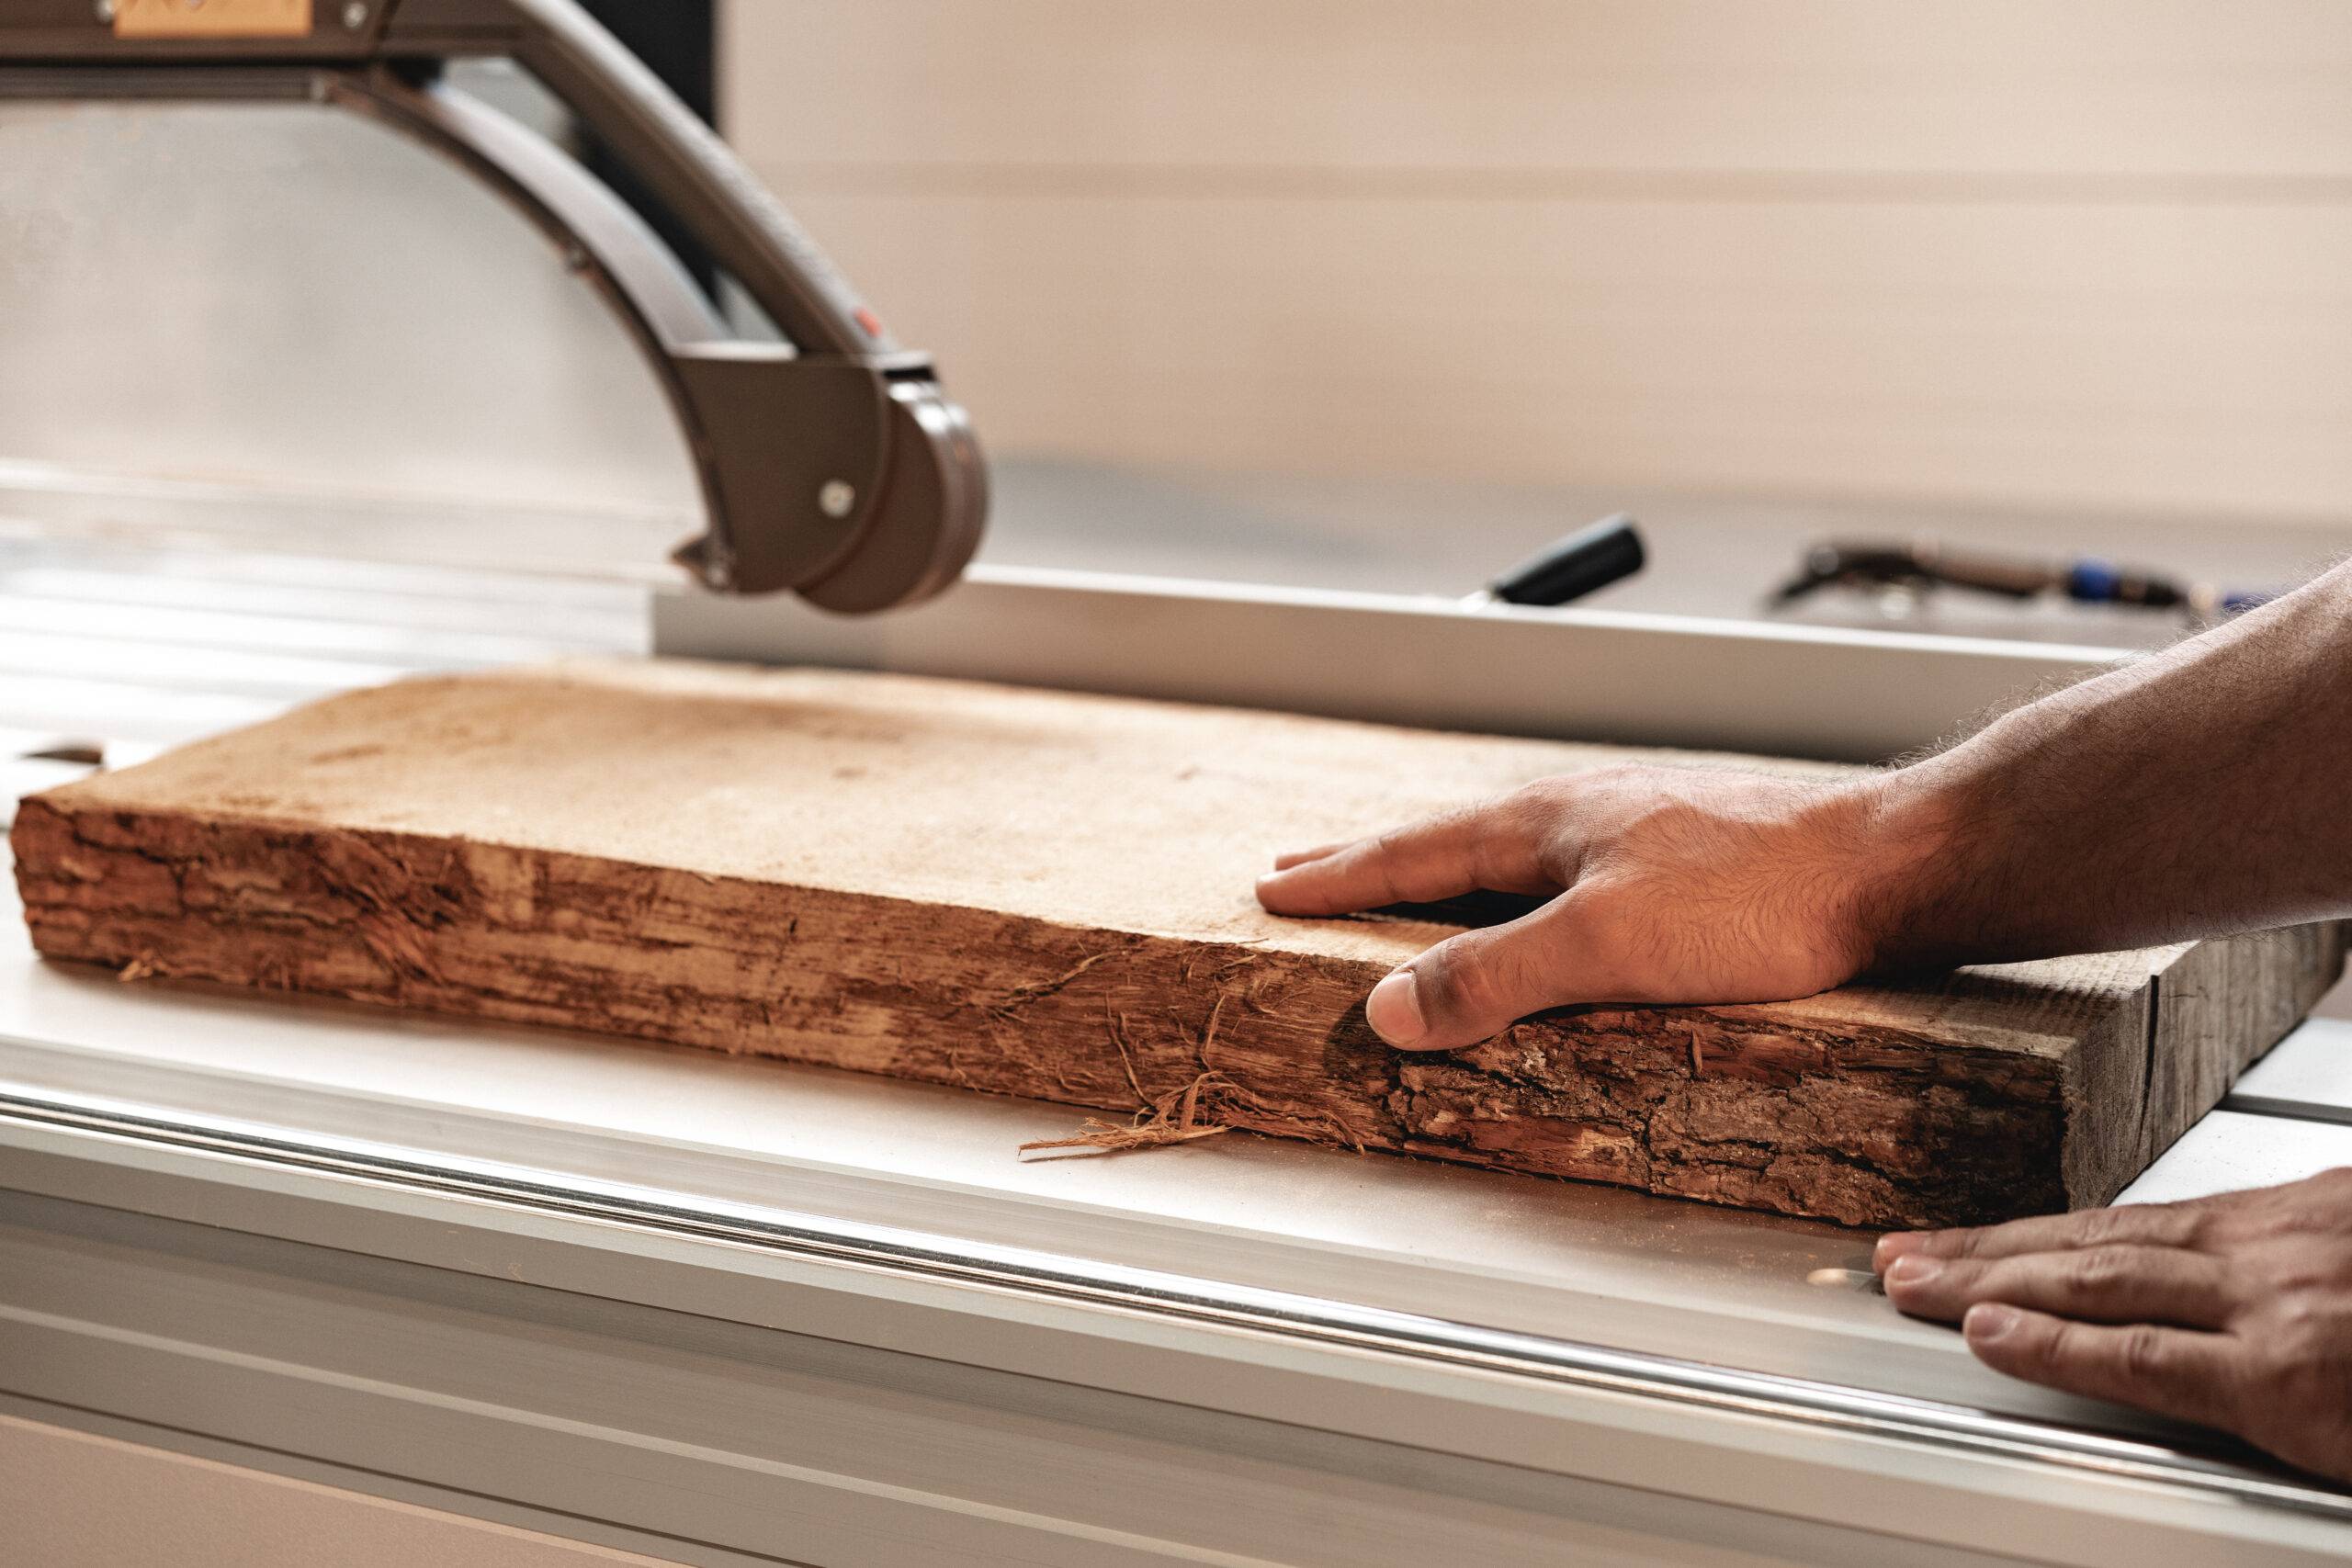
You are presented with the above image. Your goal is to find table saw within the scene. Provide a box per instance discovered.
[8,5,2352,1564]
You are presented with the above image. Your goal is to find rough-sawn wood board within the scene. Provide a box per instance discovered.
[14,659,2344,1227]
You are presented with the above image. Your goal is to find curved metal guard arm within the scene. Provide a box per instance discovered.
[0,0,988,609]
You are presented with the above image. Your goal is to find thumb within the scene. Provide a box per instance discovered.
[1365,900,1589,1052]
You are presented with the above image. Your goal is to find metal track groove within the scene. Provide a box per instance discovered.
[2,1081,2344,1523]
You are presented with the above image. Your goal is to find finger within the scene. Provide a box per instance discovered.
[1883,1245,2235,1330]
[1365,897,1592,1051]
[1874,1201,2214,1272]
[1271,844,1347,873]
[1962,1304,2241,1431]
[1255,800,1555,919]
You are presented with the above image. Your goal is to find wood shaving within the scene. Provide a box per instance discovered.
[1019,1066,1233,1160]
[1016,1117,1231,1158]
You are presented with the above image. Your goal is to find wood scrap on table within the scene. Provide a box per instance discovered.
[14,658,2344,1227]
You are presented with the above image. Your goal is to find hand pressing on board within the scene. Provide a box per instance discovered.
[1259,555,2352,1472]
[1876,1175,2352,1483]
[1261,552,2352,1050]
[1252,764,1917,1052]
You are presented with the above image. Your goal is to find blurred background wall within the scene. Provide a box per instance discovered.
[718,1,2352,530]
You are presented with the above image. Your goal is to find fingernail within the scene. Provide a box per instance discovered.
[1366,970,1426,1047]
[1884,1255,1943,1287]
[1965,1303,2021,1343]
[1871,1233,1922,1271]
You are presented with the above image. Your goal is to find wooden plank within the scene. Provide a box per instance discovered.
[12,660,2340,1227]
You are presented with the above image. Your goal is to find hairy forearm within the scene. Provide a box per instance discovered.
[1858,558,2352,968]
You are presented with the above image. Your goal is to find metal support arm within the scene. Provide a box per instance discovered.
[0,0,989,610]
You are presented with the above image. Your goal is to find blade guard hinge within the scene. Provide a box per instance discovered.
[667,349,891,596]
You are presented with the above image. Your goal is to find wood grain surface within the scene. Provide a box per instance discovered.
[15,659,2342,1226]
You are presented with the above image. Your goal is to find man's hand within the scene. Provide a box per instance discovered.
[1258,561,2352,1054]
[1877,1174,2352,1482]
[1254,764,1925,1051]
[1250,561,2352,1477]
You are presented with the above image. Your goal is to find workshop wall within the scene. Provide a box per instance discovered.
[720,1,2352,525]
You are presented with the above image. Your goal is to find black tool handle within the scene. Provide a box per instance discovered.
[1488,513,1645,606]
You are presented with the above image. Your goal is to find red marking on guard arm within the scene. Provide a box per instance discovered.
[854,307,886,339]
